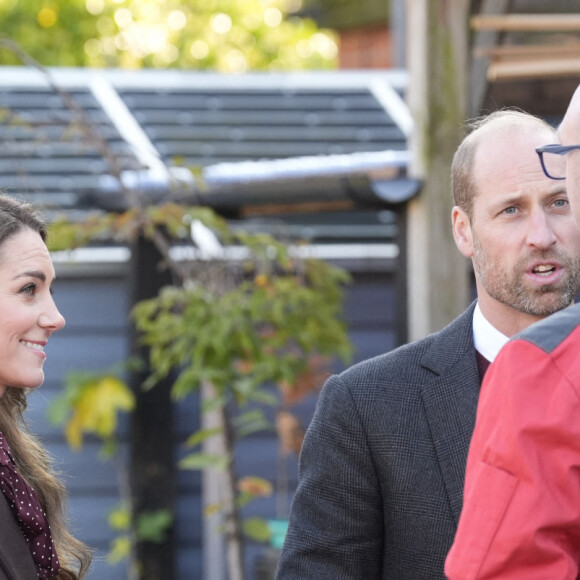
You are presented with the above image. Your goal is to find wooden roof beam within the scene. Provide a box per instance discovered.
[471,14,580,31]
[468,0,511,116]
[474,43,580,59]
[488,56,580,81]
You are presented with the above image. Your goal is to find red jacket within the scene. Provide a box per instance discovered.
[445,304,580,580]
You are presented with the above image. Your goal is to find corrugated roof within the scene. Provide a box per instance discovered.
[0,67,414,212]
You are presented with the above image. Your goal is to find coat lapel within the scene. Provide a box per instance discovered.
[419,304,481,524]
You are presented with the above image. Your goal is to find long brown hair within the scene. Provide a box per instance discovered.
[0,195,92,579]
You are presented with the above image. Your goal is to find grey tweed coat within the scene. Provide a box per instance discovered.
[276,303,480,580]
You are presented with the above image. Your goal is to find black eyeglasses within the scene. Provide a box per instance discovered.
[536,144,580,180]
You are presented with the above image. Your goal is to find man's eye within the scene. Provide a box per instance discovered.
[553,199,568,208]
[19,283,37,296]
[503,206,517,215]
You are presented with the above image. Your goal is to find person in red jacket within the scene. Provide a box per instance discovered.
[445,85,580,580]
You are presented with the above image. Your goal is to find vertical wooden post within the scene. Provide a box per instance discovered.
[406,0,470,340]
[129,235,176,580]
[201,380,227,580]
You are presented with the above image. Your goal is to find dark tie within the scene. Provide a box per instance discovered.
[475,350,491,382]
[0,432,60,579]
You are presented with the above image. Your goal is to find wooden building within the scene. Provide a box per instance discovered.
[0,67,415,579]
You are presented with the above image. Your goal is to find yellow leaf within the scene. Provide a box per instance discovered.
[107,536,131,564]
[204,502,223,517]
[64,413,84,449]
[108,506,130,531]
[254,274,269,287]
[63,375,135,448]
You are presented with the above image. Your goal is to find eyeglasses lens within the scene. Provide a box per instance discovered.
[543,152,567,180]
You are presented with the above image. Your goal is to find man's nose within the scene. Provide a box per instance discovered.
[527,209,557,249]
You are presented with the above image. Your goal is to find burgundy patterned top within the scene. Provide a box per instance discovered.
[0,432,60,579]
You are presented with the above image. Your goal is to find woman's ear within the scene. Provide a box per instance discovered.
[452,206,474,258]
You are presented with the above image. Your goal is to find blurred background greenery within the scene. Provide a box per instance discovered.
[0,0,338,71]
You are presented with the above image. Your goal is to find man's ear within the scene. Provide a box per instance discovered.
[452,205,474,258]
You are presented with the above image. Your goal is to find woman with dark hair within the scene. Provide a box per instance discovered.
[0,194,92,579]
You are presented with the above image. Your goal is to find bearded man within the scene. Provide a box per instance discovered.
[276,110,580,580]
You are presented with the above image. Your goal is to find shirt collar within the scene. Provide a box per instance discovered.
[472,302,509,363]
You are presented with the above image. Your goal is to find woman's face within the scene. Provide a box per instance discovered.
[0,228,65,396]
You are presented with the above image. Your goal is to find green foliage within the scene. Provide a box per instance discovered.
[184,426,223,447]
[131,222,352,405]
[0,0,337,71]
[107,504,173,563]
[48,201,352,474]
[243,517,271,543]
[46,201,353,569]
[47,210,141,251]
[107,504,133,563]
[234,409,273,438]
[136,510,173,543]
[179,452,229,471]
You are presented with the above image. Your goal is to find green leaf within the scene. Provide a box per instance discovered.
[247,389,279,406]
[185,427,223,448]
[136,510,173,544]
[99,439,119,460]
[243,517,271,543]
[179,452,229,471]
[237,491,255,509]
[46,395,70,426]
[234,410,273,438]
[201,394,226,414]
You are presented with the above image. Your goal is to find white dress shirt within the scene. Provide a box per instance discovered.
[472,302,509,363]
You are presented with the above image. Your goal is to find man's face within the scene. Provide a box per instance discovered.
[457,122,580,329]
[472,222,580,318]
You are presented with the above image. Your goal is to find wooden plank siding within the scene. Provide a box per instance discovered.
[27,271,132,580]
[235,265,399,579]
[28,246,399,580]
[0,69,412,579]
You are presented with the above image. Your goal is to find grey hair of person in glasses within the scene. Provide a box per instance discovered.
[536,143,580,180]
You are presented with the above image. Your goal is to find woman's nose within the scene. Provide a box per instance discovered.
[39,297,66,332]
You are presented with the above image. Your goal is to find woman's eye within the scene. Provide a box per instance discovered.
[19,283,37,296]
